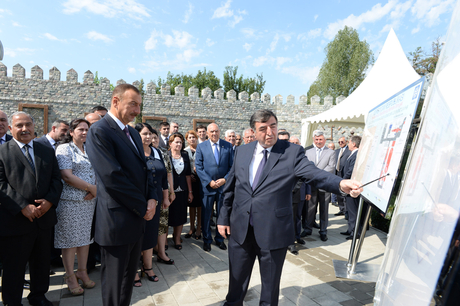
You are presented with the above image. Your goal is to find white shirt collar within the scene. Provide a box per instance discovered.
[255,142,273,154]
[13,138,34,149]
[108,111,128,131]
[45,134,56,146]
[210,139,220,146]
[0,134,6,142]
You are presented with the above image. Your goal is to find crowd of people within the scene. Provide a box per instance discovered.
[0,84,363,306]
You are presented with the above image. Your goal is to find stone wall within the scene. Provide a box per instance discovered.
[0,63,350,140]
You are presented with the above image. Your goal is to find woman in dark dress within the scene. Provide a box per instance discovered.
[133,123,170,287]
[168,133,193,250]
[184,130,203,239]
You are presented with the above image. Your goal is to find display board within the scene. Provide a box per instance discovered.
[374,2,460,305]
[351,77,424,213]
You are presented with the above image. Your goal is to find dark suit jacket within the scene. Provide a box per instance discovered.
[341,150,357,180]
[335,146,351,176]
[218,140,342,250]
[34,135,54,150]
[1,134,13,142]
[86,115,158,247]
[195,139,233,195]
[158,135,168,149]
[0,140,63,236]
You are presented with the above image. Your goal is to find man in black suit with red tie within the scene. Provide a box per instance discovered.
[0,111,63,306]
[217,109,363,306]
[86,84,158,306]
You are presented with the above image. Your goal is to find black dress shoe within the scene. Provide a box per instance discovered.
[340,231,351,235]
[300,230,312,237]
[203,243,211,252]
[296,238,306,245]
[346,234,360,240]
[313,222,320,229]
[288,245,298,255]
[28,298,53,306]
[334,211,345,216]
[320,234,328,241]
[216,241,227,250]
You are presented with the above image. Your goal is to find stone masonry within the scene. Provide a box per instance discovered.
[0,63,361,144]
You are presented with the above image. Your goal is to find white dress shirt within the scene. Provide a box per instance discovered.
[13,138,35,164]
[249,142,273,187]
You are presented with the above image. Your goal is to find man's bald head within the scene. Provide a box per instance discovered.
[85,113,102,126]
[207,123,220,142]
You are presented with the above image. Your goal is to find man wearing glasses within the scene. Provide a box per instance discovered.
[334,136,351,218]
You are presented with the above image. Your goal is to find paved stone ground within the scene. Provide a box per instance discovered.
[1,204,387,306]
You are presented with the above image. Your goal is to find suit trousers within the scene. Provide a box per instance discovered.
[305,188,330,235]
[346,197,367,234]
[292,200,304,240]
[201,192,224,244]
[337,194,347,213]
[0,227,51,306]
[99,237,143,306]
[225,226,287,306]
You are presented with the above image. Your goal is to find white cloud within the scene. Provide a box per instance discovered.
[212,0,233,18]
[206,38,215,47]
[4,47,35,58]
[298,28,322,44]
[212,0,246,27]
[243,43,252,51]
[86,31,113,43]
[62,0,150,20]
[253,56,270,67]
[276,57,291,68]
[324,0,397,39]
[390,0,412,19]
[164,30,193,49]
[12,22,23,27]
[176,49,202,62]
[281,66,321,85]
[314,14,318,22]
[128,67,136,73]
[145,30,160,51]
[411,26,420,34]
[44,33,67,42]
[241,28,256,37]
[182,3,193,24]
[411,0,455,27]
[24,37,33,41]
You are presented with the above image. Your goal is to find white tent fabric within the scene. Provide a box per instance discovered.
[301,29,420,146]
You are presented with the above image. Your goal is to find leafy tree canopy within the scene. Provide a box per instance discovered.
[223,66,266,98]
[407,37,443,75]
[307,26,374,103]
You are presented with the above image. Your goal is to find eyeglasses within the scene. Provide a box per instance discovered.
[338,141,345,144]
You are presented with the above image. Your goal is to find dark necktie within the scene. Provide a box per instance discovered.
[252,149,268,190]
[24,144,36,174]
[214,143,219,165]
[123,126,130,139]
[250,149,268,226]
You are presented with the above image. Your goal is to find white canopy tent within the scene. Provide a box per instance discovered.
[301,29,420,146]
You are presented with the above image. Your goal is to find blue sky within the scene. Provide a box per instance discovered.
[0,0,455,102]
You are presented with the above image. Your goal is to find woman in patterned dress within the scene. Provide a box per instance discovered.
[152,130,176,265]
[55,118,96,295]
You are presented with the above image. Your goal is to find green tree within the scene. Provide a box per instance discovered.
[134,79,144,124]
[408,37,443,75]
[307,26,374,103]
[152,68,221,96]
[93,71,115,91]
[223,66,266,98]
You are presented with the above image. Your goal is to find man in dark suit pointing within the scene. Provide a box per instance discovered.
[217,109,362,306]
[86,84,158,306]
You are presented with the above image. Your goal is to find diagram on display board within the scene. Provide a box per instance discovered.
[351,77,425,213]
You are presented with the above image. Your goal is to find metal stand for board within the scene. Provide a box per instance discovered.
[333,197,381,282]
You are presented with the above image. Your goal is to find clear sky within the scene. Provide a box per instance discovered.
[0,0,455,102]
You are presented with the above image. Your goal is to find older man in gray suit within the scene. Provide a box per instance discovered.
[304,130,336,241]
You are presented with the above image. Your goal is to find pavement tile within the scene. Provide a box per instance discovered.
[340,299,364,306]
[329,281,355,293]
[348,290,373,302]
